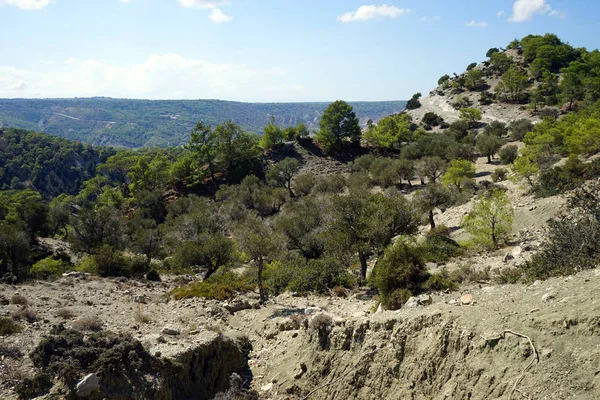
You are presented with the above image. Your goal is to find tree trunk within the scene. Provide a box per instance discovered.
[257,259,267,304]
[487,154,492,163]
[429,209,436,229]
[358,251,368,284]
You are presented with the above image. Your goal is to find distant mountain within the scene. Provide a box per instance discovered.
[0,98,406,148]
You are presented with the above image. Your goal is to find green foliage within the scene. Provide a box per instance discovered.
[94,245,131,277]
[266,158,299,197]
[464,69,485,90]
[476,133,505,163]
[495,64,529,102]
[0,99,405,148]
[486,48,500,58]
[509,119,533,141]
[413,183,453,229]
[459,107,482,127]
[484,121,508,138]
[292,173,317,196]
[462,188,513,250]
[316,100,361,153]
[441,159,476,189]
[512,155,539,186]
[438,74,450,86]
[0,317,23,336]
[30,257,68,279]
[466,62,477,71]
[283,122,310,141]
[170,272,255,300]
[69,206,125,254]
[490,52,513,74]
[521,182,600,281]
[420,227,463,263]
[406,92,422,110]
[499,145,519,164]
[0,128,113,198]
[260,116,284,149]
[363,113,413,149]
[422,112,444,127]
[491,168,509,182]
[371,240,429,310]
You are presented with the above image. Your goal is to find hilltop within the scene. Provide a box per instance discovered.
[0,98,405,148]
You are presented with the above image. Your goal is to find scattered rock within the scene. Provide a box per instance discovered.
[375,303,384,313]
[293,363,308,379]
[460,294,473,305]
[63,271,85,278]
[304,307,323,315]
[161,326,180,336]
[76,373,99,397]
[503,253,514,263]
[447,299,460,306]
[261,382,273,392]
[223,299,252,314]
[404,294,432,308]
[542,292,556,304]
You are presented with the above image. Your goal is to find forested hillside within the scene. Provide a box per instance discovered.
[0,98,406,148]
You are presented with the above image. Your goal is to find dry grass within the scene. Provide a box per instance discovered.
[72,316,104,332]
[11,307,39,322]
[55,308,76,319]
[10,294,28,306]
[0,317,23,336]
[0,343,23,359]
[134,311,151,324]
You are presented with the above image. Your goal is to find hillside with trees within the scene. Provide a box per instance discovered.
[0,98,406,148]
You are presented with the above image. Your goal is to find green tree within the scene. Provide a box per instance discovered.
[462,189,513,249]
[406,93,422,110]
[69,206,126,254]
[560,72,584,110]
[459,108,482,128]
[266,158,300,197]
[441,159,476,190]
[213,120,262,183]
[438,75,450,86]
[486,48,500,58]
[464,69,485,91]
[416,156,446,184]
[316,100,361,153]
[413,183,453,229]
[484,121,508,137]
[476,133,505,163]
[187,121,217,182]
[499,145,519,165]
[260,115,284,149]
[512,155,540,186]
[490,52,513,74]
[233,216,282,303]
[363,113,413,149]
[509,119,533,141]
[495,64,529,102]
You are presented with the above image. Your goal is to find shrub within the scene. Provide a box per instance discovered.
[94,245,131,278]
[266,257,353,295]
[10,294,28,305]
[422,112,444,127]
[406,93,422,110]
[467,62,477,71]
[372,240,429,310]
[170,272,255,300]
[423,273,457,292]
[74,255,98,274]
[438,74,450,86]
[309,313,333,349]
[30,256,68,279]
[0,317,23,335]
[14,373,53,400]
[55,308,76,319]
[72,316,104,332]
[491,168,509,182]
[479,91,494,105]
[499,145,519,164]
[419,235,463,263]
[509,119,533,141]
[0,343,23,358]
[352,154,376,171]
[12,307,38,322]
[293,173,317,196]
[146,269,161,281]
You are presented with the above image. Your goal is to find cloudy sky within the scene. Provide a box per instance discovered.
[0,0,596,101]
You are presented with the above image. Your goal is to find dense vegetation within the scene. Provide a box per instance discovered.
[0,98,406,148]
[3,33,600,311]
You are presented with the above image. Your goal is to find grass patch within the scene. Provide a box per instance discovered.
[72,316,104,332]
[170,272,255,301]
[12,307,39,322]
[0,317,23,336]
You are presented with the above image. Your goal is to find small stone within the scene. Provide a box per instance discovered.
[261,382,273,392]
[76,373,99,397]
[529,308,540,313]
[541,292,556,304]
[189,330,199,335]
[460,294,473,305]
[375,303,384,313]
[294,363,308,379]
[447,299,460,306]
[161,326,180,336]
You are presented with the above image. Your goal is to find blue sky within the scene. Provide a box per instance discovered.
[0,0,597,101]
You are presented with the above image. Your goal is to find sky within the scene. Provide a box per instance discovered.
[0,0,598,102]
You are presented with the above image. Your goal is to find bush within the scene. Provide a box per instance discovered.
[55,308,76,319]
[94,245,131,278]
[14,373,53,400]
[467,62,477,71]
[0,343,23,358]
[10,294,28,305]
[146,269,161,281]
[538,107,559,119]
[293,173,317,196]
[266,257,353,295]
[352,154,376,171]
[72,316,104,332]
[30,256,68,279]
[12,307,38,322]
[419,235,463,263]
[491,168,509,182]
[479,91,494,105]
[372,240,429,310]
[0,316,23,335]
[170,272,255,300]
[509,119,533,141]
[422,273,457,292]
[422,112,444,127]
[499,145,519,164]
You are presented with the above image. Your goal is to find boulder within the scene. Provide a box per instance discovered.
[223,299,252,314]
[460,294,473,305]
[542,292,556,304]
[404,294,433,308]
[304,307,323,315]
[76,373,99,397]
[161,326,180,336]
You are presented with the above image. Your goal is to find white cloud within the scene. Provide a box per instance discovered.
[0,54,304,101]
[466,20,488,28]
[509,0,559,22]
[419,16,441,23]
[338,4,411,23]
[209,8,231,23]
[178,0,230,8]
[0,0,50,10]
[549,9,565,19]
[6,81,27,91]
[497,10,505,17]
[118,0,131,4]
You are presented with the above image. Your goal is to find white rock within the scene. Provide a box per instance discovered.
[304,307,323,315]
[541,292,556,304]
[375,303,384,313]
[460,294,473,305]
[261,382,273,392]
[161,326,180,336]
[76,373,99,397]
